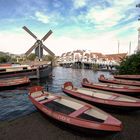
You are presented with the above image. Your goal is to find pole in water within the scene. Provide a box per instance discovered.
[46,84,49,91]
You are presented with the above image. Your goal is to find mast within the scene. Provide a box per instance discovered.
[129,41,131,55]
[118,41,120,54]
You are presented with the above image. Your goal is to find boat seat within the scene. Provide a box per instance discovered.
[34,93,48,99]
[69,105,91,117]
[39,96,61,104]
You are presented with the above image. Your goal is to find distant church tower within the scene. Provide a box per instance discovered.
[137,27,140,52]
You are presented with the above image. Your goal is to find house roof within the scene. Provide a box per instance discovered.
[106,53,127,61]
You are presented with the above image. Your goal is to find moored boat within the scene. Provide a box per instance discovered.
[28,86,122,133]
[0,77,30,90]
[98,75,140,87]
[62,82,140,111]
[114,74,140,80]
[0,63,52,79]
[82,78,140,96]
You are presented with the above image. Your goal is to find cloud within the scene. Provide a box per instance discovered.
[46,29,138,56]
[35,11,50,24]
[73,0,87,9]
[86,6,124,28]
[0,0,139,56]
[81,0,138,30]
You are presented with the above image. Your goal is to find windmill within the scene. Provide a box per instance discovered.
[23,26,55,61]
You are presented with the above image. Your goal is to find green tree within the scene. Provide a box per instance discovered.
[27,53,36,61]
[44,55,55,62]
[0,55,11,63]
[118,52,140,74]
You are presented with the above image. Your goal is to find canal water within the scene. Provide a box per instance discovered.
[0,67,140,139]
[0,67,111,121]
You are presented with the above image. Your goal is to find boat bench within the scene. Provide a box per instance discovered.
[34,93,48,99]
[39,96,61,104]
[69,105,91,117]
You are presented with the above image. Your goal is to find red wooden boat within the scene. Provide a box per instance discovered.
[114,74,140,80]
[0,77,30,90]
[82,78,140,96]
[28,86,122,133]
[62,82,140,111]
[0,63,12,67]
[98,74,140,87]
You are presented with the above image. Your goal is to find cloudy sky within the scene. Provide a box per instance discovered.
[0,0,139,56]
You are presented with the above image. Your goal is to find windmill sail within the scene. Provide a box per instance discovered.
[41,30,53,42]
[42,45,55,56]
[23,26,55,59]
[25,45,36,56]
[23,26,38,40]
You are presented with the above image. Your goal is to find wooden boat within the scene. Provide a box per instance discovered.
[62,82,140,111]
[28,86,122,133]
[0,77,30,90]
[0,63,12,67]
[98,74,140,87]
[114,74,140,80]
[0,64,52,79]
[82,78,140,96]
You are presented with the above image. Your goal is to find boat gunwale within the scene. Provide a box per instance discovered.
[82,81,140,93]
[98,75,140,86]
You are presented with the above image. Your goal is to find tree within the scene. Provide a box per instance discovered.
[44,55,55,62]
[0,55,11,63]
[27,53,36,61]
[117,52,140,74]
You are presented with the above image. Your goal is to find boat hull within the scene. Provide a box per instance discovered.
[0,77,30,90]
[114,75,140,80]
[0,82,30,90]
[82,83,140,96]
[98,75,140,86]
[0,64,52,79]
[29,97,121,134]
[63,90,140,112]
[36,107,119,135]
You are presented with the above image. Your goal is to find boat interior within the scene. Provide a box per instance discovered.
[65,85,138,103]
[30,91,109,123]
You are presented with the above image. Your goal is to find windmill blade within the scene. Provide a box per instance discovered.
[25,45,37,56]
[23,26,38,40]
[42,45,55,56]
[41,30,52,42]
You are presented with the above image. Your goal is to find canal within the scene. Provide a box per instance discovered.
[0,67,140,140]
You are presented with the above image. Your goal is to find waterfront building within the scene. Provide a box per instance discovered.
[59,50,127,69]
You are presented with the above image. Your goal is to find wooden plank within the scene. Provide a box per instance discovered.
[39,96,61,104]
[69,105,91,117]
[34,93,48,99]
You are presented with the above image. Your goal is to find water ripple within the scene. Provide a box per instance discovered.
[0,67,111,121]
